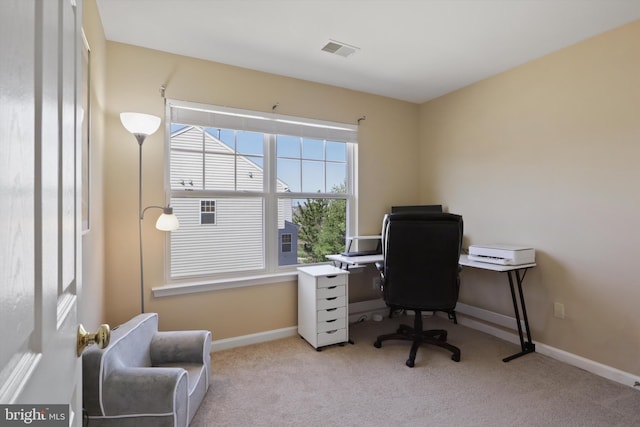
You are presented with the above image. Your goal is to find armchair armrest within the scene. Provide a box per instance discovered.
[101,367,188,415]
[150,330,212,365]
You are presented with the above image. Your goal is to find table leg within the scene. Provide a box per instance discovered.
[503,269,536,362]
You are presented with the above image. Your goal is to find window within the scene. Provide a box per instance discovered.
[281,234,292,253]
[166,100,357,281]
[200,200,216,225]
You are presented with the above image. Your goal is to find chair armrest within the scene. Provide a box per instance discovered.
[150,330,212,365]
[375,261,385,287]
[101,367,187,415]
[375,261,384,273]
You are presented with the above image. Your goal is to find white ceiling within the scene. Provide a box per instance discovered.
[95,0,640,104]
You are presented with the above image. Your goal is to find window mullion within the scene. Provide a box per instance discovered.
[264,134,278,272]
[201,128,205,190]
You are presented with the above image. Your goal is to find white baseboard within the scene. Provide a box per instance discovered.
[212,326,298,352]
[449,303,640,390]
[211,299,640,391]
[211,300,389,351]
[348,298,388,323]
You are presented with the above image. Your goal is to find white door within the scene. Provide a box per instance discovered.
[1,0,85,425]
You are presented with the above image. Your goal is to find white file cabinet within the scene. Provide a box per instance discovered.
[297,265,350,350]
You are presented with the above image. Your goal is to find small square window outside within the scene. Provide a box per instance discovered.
[201,199,216,225]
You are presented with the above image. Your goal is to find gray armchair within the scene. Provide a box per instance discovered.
[82,313,212,426]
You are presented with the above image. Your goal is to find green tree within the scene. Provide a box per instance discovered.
[315,198,345,260]
[294,198,328,262]
[293,184,346,263]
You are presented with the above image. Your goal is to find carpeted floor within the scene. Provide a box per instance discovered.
[191,314,639,426]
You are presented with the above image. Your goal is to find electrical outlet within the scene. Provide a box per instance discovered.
[554,302,565,319]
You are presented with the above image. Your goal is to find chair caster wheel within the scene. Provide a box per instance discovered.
[451,353,460,362]
[406,359,415,368]
[438,332,448,342]
[373,340,381,348]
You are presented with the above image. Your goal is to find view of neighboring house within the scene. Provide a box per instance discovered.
[169,125,299,278]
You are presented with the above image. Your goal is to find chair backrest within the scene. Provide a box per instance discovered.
[380,212,463,311]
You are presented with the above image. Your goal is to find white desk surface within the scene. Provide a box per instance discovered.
[326,253,383,265]
[326,253,536,270]
[459,254,536,271]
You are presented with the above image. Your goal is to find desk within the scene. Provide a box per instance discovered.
[459,254,536,362]
[325,251,537,361]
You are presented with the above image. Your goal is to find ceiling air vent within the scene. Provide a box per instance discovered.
[321,40,359,58]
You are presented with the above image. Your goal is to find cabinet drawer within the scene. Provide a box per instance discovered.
[318,306,346,322]
[317,274,347,289]
[317,295,346,310]
[317,328,347,347]
[317,285,345,299]
[317,317,346,333]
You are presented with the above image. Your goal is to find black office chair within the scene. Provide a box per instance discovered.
[373,212,463,367]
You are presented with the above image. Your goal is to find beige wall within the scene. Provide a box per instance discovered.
[80,0,107,330]
[419,21,640,375]
[101,42,420,335]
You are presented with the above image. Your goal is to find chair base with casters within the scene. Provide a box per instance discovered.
[374,310,461,367]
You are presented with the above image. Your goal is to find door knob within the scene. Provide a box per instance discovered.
[77,324,110,356]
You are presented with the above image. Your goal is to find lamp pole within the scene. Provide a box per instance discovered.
[138,138,146,313]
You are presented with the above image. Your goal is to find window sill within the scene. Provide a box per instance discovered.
[151,271,300,298]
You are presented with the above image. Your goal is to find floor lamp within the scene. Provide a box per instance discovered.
[120,112,179,313]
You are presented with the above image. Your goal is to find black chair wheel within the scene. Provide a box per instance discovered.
[438,332,448,342]
[451,353,460,362]
[373,340,382,348]
[406,359,415,368]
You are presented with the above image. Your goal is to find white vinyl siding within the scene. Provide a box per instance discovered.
[278,198,292,229]
[171,197,264,277]
[171,127,267,192]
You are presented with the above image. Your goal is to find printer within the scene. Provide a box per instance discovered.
[468,244,535,266]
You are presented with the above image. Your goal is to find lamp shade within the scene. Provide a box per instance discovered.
[156,212,180,231]
[120,112,161,136]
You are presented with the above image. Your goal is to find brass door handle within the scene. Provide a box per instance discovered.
[77,324,110,356]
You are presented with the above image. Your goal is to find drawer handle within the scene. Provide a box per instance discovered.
[326,308,337,312]
[327,286,337,289]
[326,319,337,323]
[326,330,337,334]
[326,297,337,301]
[325,275,337,278]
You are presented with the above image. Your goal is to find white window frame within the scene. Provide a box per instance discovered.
[200,199,216,225]
[162,99,358,288]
